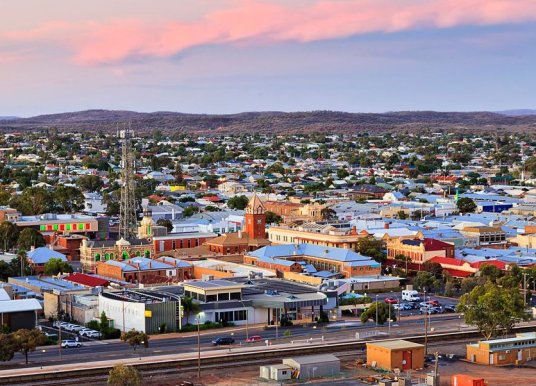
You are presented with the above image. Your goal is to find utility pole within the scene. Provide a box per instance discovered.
[196,319,201,379]
[523,273,529,308]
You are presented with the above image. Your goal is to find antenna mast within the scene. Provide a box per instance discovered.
[119,125,137,240]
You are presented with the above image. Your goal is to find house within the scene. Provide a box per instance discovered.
[26,247,69,273]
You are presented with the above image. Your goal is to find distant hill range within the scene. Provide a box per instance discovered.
[495,109,536,116]
[1,109,536,134]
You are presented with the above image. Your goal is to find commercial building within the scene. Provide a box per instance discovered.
[366,340,425,371]
[268,224,366,250]
[386,238,455,264]
[153,232,217,253]
[0,297,42,331]
[80,238,154,272]
[99,289,181,333]
[459,226,507,248]
[466,332,536,366]
[96,256,193,284]
[244,244,381,279]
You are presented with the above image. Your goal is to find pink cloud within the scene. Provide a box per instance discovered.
[4,0,536,65]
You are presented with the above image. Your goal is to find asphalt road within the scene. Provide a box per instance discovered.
[13,312,464,369]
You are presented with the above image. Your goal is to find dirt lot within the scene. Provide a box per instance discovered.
[135,342,536,386]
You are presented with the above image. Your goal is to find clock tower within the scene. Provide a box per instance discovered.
[244,193,266,239]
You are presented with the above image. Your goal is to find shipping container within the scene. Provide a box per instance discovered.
[452,374,486,386]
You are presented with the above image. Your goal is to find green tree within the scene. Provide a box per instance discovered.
[360,302,396,325]
[0,221,19,252]
[266,211,283,225]
[11,329,47,364]
[53,186,85,213]
[17,228,45,251]
[76,175,104,192]
[456,197,477,214]
[120,330,149,352]
[10,187,53,215]
[457,283,528,340]
[479,264,503,283]
[43,258,73,275]
[183,206,199,217]
[413,271,441,292]
[0,334,16,362]
[181,296,201,326]
[422,261,443,279]
[355,237,385,263]
[156,219,173,232]
[227,195,249,210]
[320,207,337,221]
[107,364,142,386]
[397,210,408,220]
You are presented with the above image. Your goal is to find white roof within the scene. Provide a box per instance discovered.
[0,298,42,313]
[0,288,10,301]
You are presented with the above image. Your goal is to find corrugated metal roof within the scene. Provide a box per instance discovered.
[0,298,42,313]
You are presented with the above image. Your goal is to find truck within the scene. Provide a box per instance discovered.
[402,290,421,302]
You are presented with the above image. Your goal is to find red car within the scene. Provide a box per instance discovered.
[245,335,263,343]
[426,299,440,307]
[384,297,398,304]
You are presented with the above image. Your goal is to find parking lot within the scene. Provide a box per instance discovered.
[371,291,459,318]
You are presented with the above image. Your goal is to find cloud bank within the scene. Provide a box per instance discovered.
[4,0,536,65]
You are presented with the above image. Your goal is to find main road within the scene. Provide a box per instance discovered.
[1,312,466,370]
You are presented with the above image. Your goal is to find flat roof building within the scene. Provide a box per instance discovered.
[367,340,425,371]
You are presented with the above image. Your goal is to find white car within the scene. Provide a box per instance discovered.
[61,340,81,348]
[86,331,102,339]
[78,328,94,337]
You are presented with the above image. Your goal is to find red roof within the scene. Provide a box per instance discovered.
[64,273,109,288]
[202,196,222,202]
[470,260,506,270]
[423,238,454,251]
[429,256,466,266]
[441,268,473,278]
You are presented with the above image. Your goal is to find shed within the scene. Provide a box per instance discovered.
[366,340,424,371]
[282,354,340,379]
[259,364,293,381]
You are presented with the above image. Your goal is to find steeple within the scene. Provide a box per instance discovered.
[245,193,266,215]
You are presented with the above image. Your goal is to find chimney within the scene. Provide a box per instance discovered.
[384,222,390,229]
[350,226,357,235]
[238,230,243,239]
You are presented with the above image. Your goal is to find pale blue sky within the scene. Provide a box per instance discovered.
[1,1,535,116]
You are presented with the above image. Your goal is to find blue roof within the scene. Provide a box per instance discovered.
[27,247,67,264]
[258,256,299,267]
[248,243,371,263]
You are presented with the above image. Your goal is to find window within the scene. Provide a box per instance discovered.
[218,293,230,301]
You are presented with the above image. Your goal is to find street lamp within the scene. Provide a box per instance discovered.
[195,318,201,378]
[139,341,145,360]
[41,349,46,369]
[375,295,379,327]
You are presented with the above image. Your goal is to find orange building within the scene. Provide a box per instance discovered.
[466,332,536,366]
[366,340,425,371]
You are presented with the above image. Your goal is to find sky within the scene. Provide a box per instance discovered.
[1,0,536,117]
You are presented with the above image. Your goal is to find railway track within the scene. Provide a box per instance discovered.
[7,335,485,386]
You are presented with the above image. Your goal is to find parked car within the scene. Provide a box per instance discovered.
[78,328,95,337]
[61,340,81,348]
[384,297,398,304]
[419,306,438,315]
[68,325,84,332]
[426,299,440,307]
[212,337,235,346]
[443,305,456,313]
[86,331,102,339]
[244,335,262,343]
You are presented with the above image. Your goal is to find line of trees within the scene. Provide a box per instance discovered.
[0,329,47,364]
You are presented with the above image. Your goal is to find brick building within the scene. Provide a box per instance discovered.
[153,232,217,253]
[206,194,270,255]
[386,238,455,264]
[95,256,193,284]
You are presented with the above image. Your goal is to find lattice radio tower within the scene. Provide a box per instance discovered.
[118,127,137,240]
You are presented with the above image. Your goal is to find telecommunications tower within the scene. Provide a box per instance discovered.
[118,127,137,240]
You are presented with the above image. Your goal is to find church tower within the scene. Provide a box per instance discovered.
[244,193,266,239]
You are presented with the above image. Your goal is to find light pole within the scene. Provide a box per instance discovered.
[41,349,46,369]
[139,341,144,360]
[195,318,201,378]
[375,295,379,327]
[58,323,62,360]
[423,289,428,357]
[394,294,401,323]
